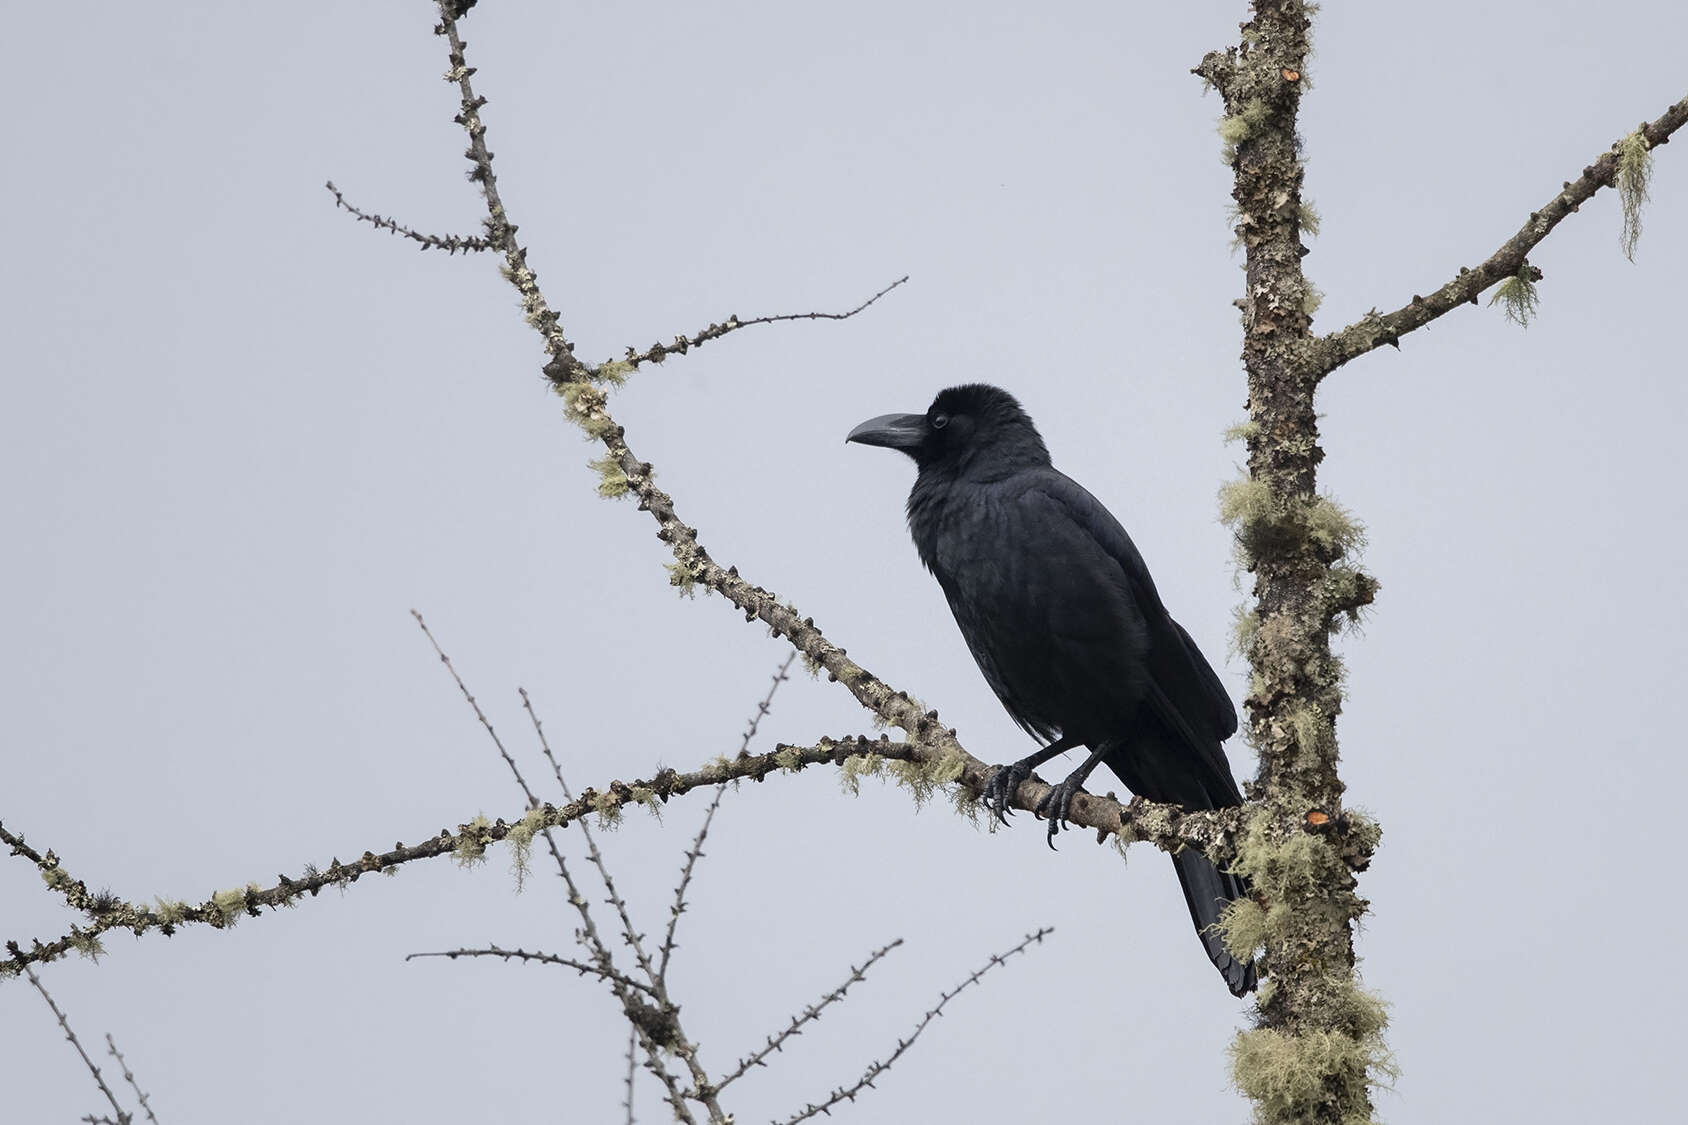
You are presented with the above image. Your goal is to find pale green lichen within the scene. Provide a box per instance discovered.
[1324,565,1379,631]
[1231,604,1261,659]
[1218,477,1274,533]
[591,790,625,829]
[664,561,698,598]
[1305,495,1364,559]
[1489,264,1540,328]
[1617,129,1653,261]
[839,753,885,796]
[1301,282,1324,319]
[594,358,635,386]
[589,454,630,498]
[70,932,107,962]
[1298,200,1321,238]
[887,748,966,810]
[1223,420,1261,446]
[454,815,493,868]
[1219,98,1273,162]
[211,883,261,927]
[153,898,189,925]
[1230,1023,1397,1125]
[774,744,805,772]
[506,807,549,892]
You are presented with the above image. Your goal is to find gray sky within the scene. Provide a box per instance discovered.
[3,2,1686,1122]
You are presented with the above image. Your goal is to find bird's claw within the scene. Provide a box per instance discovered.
[1034,776,1087,849]
[984,760,1036,826]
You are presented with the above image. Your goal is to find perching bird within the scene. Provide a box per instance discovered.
[847,383,1256,996]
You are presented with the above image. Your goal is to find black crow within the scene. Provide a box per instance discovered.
[847,383,1256,996]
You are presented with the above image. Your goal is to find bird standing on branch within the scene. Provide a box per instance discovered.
[847,383,1256,996]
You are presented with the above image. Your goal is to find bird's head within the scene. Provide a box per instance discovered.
[845,384,1050,475]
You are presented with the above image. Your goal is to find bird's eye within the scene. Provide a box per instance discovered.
[931,414,949,430]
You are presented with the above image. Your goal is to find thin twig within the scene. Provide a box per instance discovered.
[519,687,660,984]
[623,1026,638,1125]
[104,1035,158,1125]
[325,181,496,254]
[616,277,908,370]
[717,938,903,1092]
[24,967,132,1125]
[775,929,1054,1125]
[412,604,701,1122]
[659,655,796,978]
[432,12,732,1114]
[1311,93,1688,377]
[406,946,657,995]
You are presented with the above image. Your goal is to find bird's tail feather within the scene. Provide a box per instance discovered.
[1171,848,1257,997]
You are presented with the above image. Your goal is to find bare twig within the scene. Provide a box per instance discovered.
[406,945,657,995]
[518,686,661,984]
[415,611,704,1122]
[623,1026,638,1125]
[25,967,132,1125]
[717,938,903,1092]
[775,929,1053,1125]
[616,277,907,371]
[325,181,496,254]
[413,610,541,807]
[1311,93,1688,377]
[659,655,796,977]
[104,1035,158,1125]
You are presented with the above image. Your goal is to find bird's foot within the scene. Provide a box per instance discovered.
[983,759,1039,826]
[1033,773,1089,849]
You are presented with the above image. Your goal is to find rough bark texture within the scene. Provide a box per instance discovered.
[1199,4,1386,1122]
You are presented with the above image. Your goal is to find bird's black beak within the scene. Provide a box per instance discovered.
[845,412,927,451]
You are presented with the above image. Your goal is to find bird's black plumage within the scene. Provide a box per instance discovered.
[848,383,1256,996]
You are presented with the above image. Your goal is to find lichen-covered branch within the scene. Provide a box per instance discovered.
[1197,4,1389,1122]
[3,731,1282,978]
[422,4,1266,871]
[1310,93,1688,376]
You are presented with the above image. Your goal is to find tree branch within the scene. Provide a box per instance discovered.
[5,730,1305,978]
[775,928,1052,1125]
[406,945,657,996]
[325,181,496,254]
[1310,93,1688,377]
[717,938,904,1092]
[615,276,908,372]
[25,967,134,1125]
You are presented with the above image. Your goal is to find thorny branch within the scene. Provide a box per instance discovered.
[661,654,797,978]
[718,938,904,1092]
[423,5,1275,876]
[104,1035,159,1125]
[406,945,658,996]
[325,181,496,254]
[776,928,1054,1125]
[3,741,1311,976]
[416,621,721,1123]
[616,276,908,371]
[25,967,135,1125]
[1310,94,1688,376]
